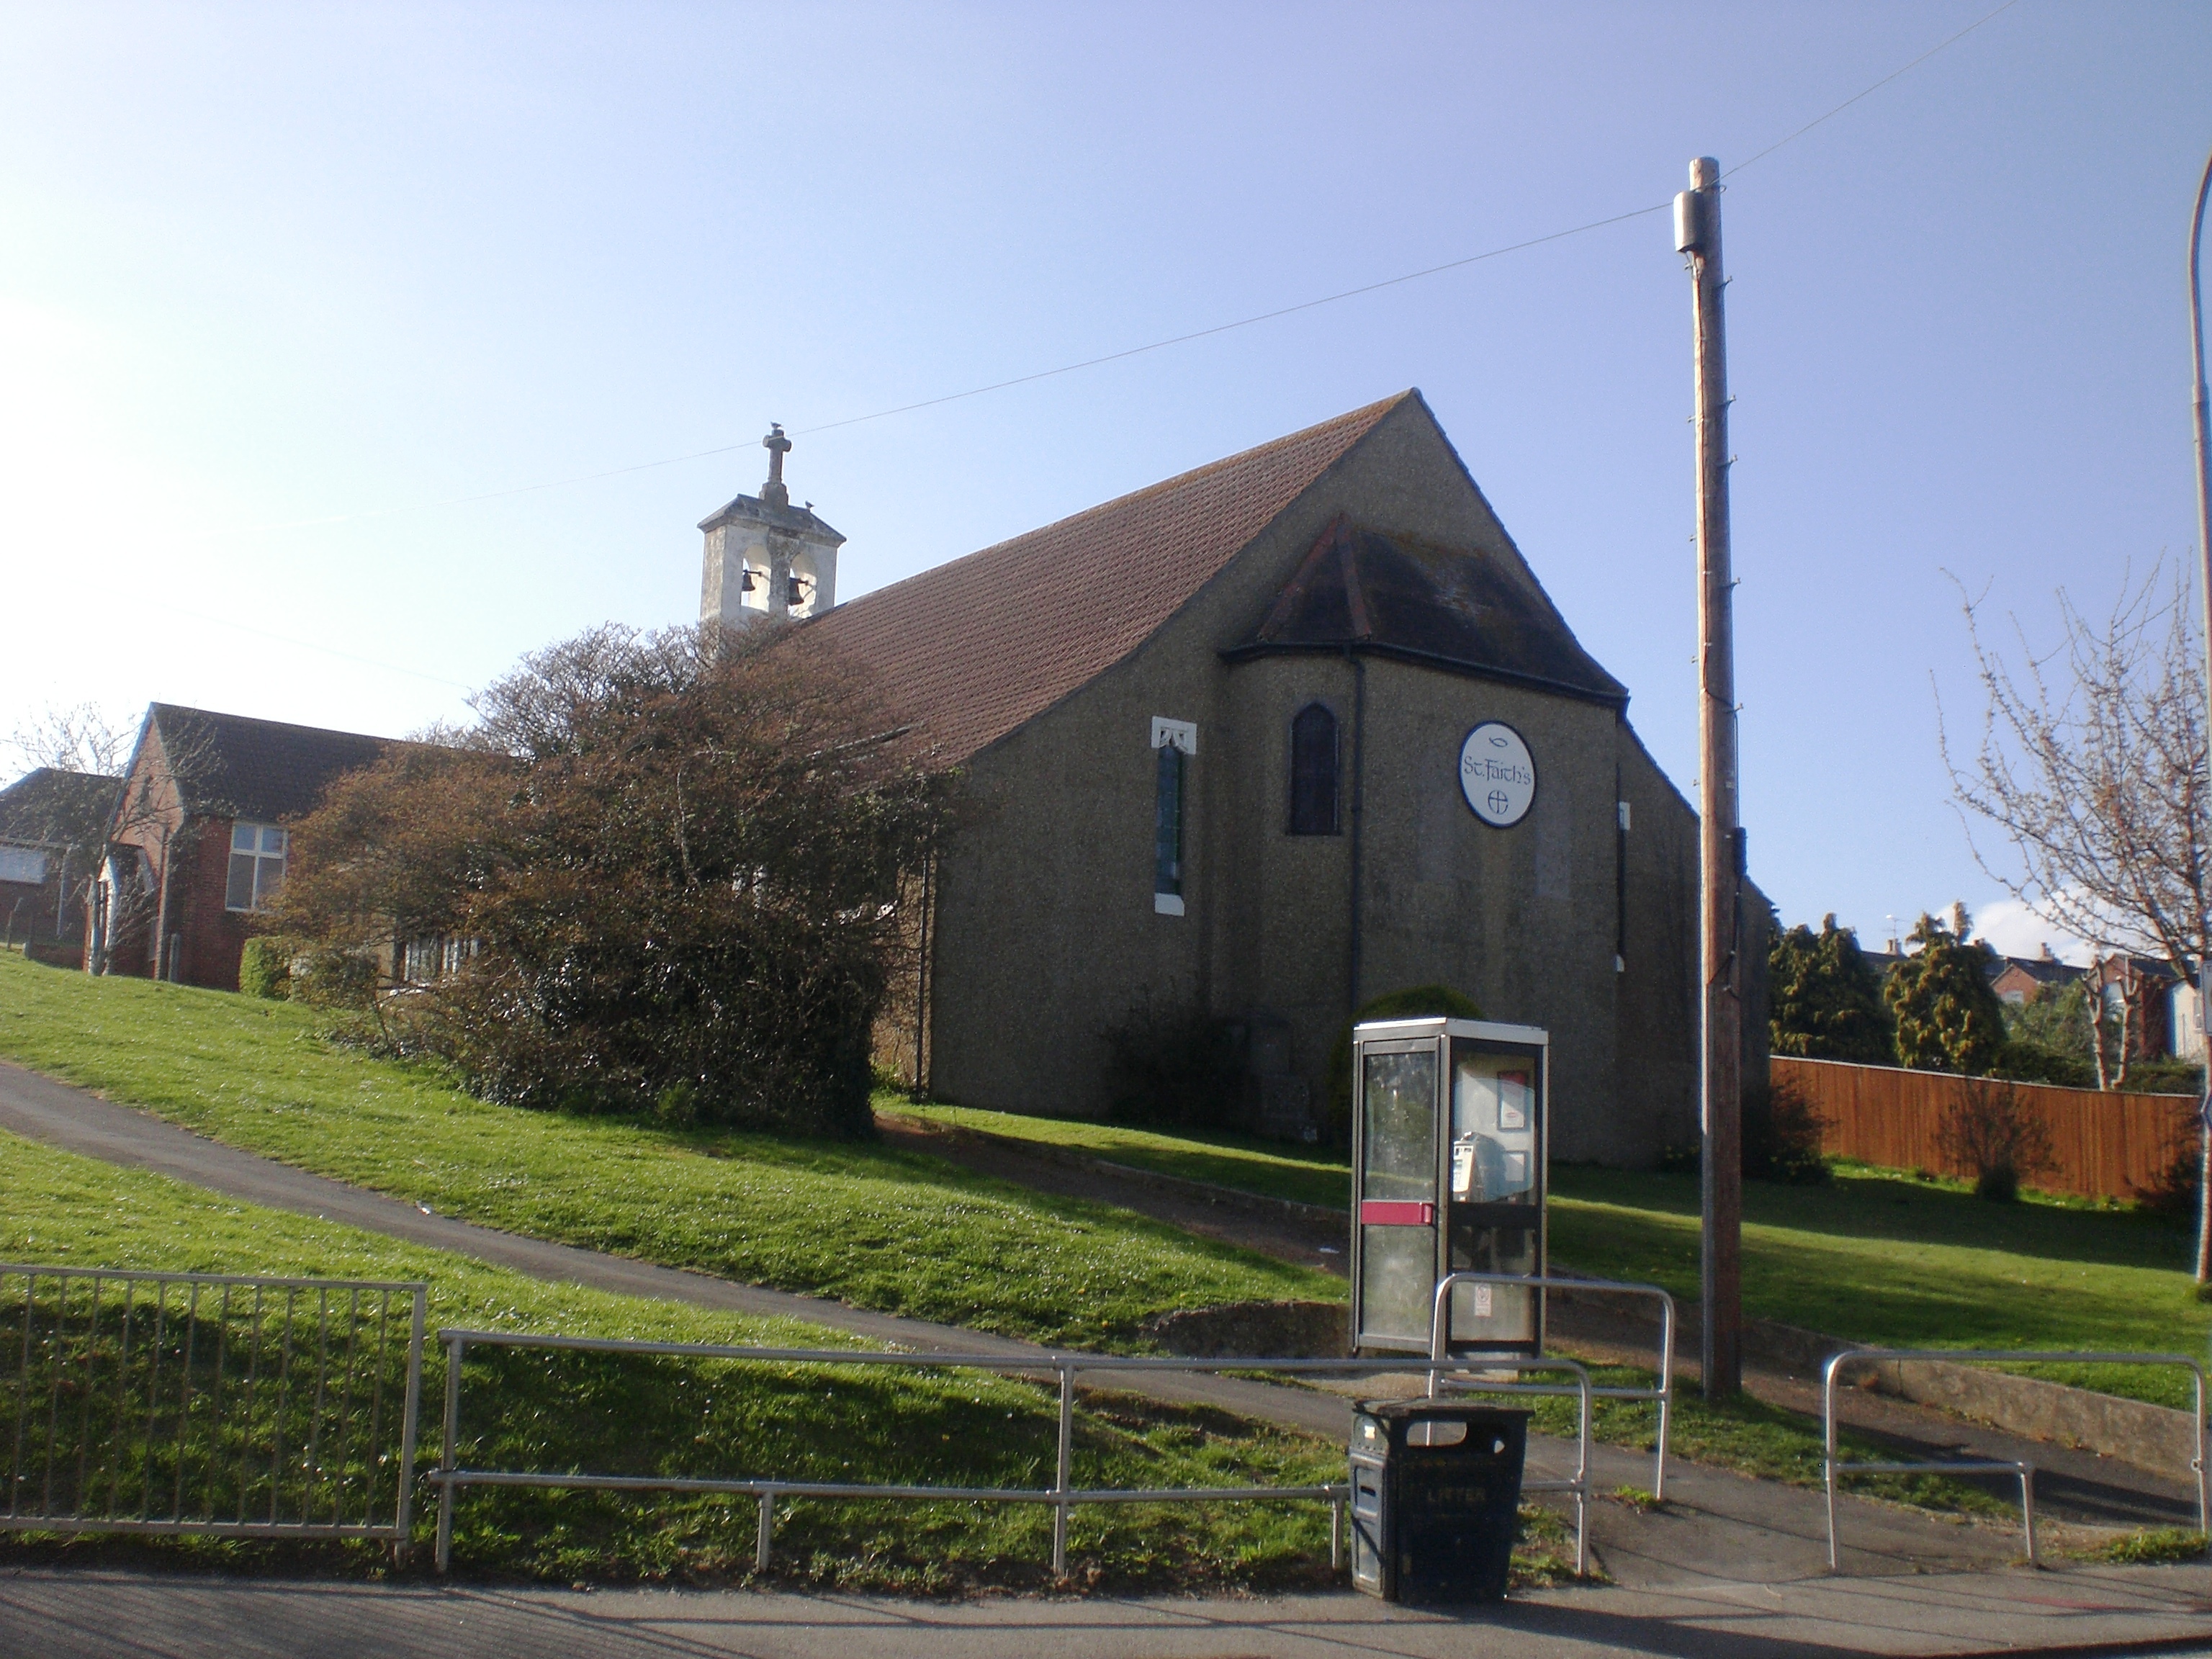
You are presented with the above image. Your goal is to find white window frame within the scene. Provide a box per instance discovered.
[225,822,289,912]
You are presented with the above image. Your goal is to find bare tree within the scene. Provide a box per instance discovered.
[6,703,130,780]
[1938,562,2211,1274]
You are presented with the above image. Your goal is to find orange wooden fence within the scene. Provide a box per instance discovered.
[1771,1055,2200,1202]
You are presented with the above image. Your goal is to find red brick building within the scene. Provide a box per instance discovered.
[90,706,389,991]
[0,768,118,964]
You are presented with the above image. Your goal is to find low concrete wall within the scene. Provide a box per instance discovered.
[1845,1350,2203,1480]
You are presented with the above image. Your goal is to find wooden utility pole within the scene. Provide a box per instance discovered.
[1676,156,1743,1401]
[2188,140,2212,1285]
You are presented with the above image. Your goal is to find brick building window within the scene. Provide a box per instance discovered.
[0,848,48,884]
[226,822,287,911]
[1151,716,1195,917]
[1288,702,1339,835]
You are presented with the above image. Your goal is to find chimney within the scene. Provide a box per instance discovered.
[697,424,846,634]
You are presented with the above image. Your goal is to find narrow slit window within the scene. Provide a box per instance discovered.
[1154,742,1185,909]
[1288,703,1339,835]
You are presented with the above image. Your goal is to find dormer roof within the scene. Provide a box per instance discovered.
[1227,518,1627,707]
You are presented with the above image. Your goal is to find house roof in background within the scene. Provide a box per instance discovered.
[145,704,391,822]
[1229,518,1628,706]
[1988,955,2084,989]
[796,392,1411,763]
[0,768,120,848]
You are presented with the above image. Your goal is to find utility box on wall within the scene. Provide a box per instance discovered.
[1349,1017,1549,1357]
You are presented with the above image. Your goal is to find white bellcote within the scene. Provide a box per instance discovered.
[699,423,846,632]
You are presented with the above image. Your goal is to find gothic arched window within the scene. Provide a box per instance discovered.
[1289,703,1339,835]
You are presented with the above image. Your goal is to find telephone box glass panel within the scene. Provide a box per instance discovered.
[1359,1048,1438,1344]
[1445,1040,1543,1350]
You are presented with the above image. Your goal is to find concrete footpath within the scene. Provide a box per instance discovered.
[3,1562,2209,1659]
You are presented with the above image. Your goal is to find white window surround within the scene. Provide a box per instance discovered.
[1151,716,1195,918]
[1151,716,1197,755]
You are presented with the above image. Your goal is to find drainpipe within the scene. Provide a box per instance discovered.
[1346,647,1366,1013]
[910,855,934,1098]
[151,826,175,980]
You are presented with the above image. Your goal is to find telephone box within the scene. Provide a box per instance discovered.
[1349,1018,1549,1357]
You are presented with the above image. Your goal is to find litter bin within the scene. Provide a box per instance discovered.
[1348,1400,1529,1604]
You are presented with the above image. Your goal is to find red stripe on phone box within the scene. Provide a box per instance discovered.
[1359,1200,1435,1226]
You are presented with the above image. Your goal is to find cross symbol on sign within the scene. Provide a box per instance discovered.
[1488,788,1514,817]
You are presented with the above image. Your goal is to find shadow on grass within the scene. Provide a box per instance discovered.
[1552,1164,2193,1273]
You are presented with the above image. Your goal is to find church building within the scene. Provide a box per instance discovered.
[701,391,1761,1165]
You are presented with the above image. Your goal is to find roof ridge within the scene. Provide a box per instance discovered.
[829,392,1413,621]
[152,703,397,745]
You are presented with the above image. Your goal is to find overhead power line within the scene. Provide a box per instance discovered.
[234,0,2020,538]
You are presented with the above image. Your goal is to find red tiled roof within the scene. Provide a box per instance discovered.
[801,393,1412,763]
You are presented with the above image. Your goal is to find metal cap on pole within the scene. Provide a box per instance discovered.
[1679,155,1744,1400]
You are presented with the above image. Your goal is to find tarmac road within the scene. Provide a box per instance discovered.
[3,1561,2210,1659]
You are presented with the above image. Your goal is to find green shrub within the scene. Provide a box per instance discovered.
[1323,985,1485,1146]
[290,947,379,1012]
[237,937,292,1000]
[1990,1036,2095,1089]
[2121,1056,2205,1097]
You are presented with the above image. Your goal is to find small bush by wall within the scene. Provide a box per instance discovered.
[1323,985,1485,1147]
[238,937,292,1000]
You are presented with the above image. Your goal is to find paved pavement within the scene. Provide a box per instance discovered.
[3,1563,2209,1658]
[0,1058,2187,1601]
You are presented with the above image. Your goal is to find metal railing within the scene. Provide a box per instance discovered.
[1822,1349,2211,1571]
[1,1265,427,1546]
[1426,1270,1677,1501]
[428,1329,1595,1577]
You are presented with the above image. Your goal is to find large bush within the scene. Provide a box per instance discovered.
[272,624,947,1138]
[1884,905,2007,1074]
[1768,914,1892,1064]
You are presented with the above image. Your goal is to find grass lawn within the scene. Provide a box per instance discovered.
[0,956,2032,1535]
[0,1128,1377,1592]
[880,1099,2207,1413]
[0,953,1335,1352]
[894,1102,1352,1210]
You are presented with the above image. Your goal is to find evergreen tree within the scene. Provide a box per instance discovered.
[1884,904,2008,1075]
[1768,914,1893,1064]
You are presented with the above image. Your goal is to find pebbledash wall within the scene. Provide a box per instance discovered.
[896,398,1760,1165]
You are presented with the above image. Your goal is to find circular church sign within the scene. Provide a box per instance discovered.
[1459,722,1536,827]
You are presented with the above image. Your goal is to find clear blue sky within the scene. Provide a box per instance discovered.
[4,1,2206,961]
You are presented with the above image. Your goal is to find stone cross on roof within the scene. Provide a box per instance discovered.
[761,423,792,508]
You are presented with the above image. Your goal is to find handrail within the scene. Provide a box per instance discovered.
[1821,1348,2210,1572]
[1,1265,426,1552]
[1426,1270,1677,1501]
[429,1331,1595,1578]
